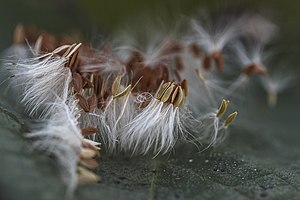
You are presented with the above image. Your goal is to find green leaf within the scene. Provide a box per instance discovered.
[1,96,300,200]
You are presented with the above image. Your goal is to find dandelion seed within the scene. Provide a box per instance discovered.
[190,14,243,71]
[197,99,236,147]
[121,80,189,155]
[260,68,297,107]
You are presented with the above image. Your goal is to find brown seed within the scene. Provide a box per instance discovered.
[25,24,38,45]
[76,94,90,112]
[203,55,212,71]
[212,52,224,72]
[94,75,102,97]
[72,72,83,93]
[243,63,267,76]
[82,76,94,89]
[40,32,58,52]
[189,42,202,58]
[81,127,98,136]
[88,94,97,112]
[68,49,79,70]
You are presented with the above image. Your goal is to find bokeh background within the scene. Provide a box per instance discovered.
[1,0,300,49]
[0,0,300,200]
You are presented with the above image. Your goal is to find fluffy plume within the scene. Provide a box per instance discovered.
[2,9,296,193]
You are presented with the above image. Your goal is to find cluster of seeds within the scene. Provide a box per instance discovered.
[2,11,296,192]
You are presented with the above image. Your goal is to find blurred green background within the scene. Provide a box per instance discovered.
[1,0,300,49]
